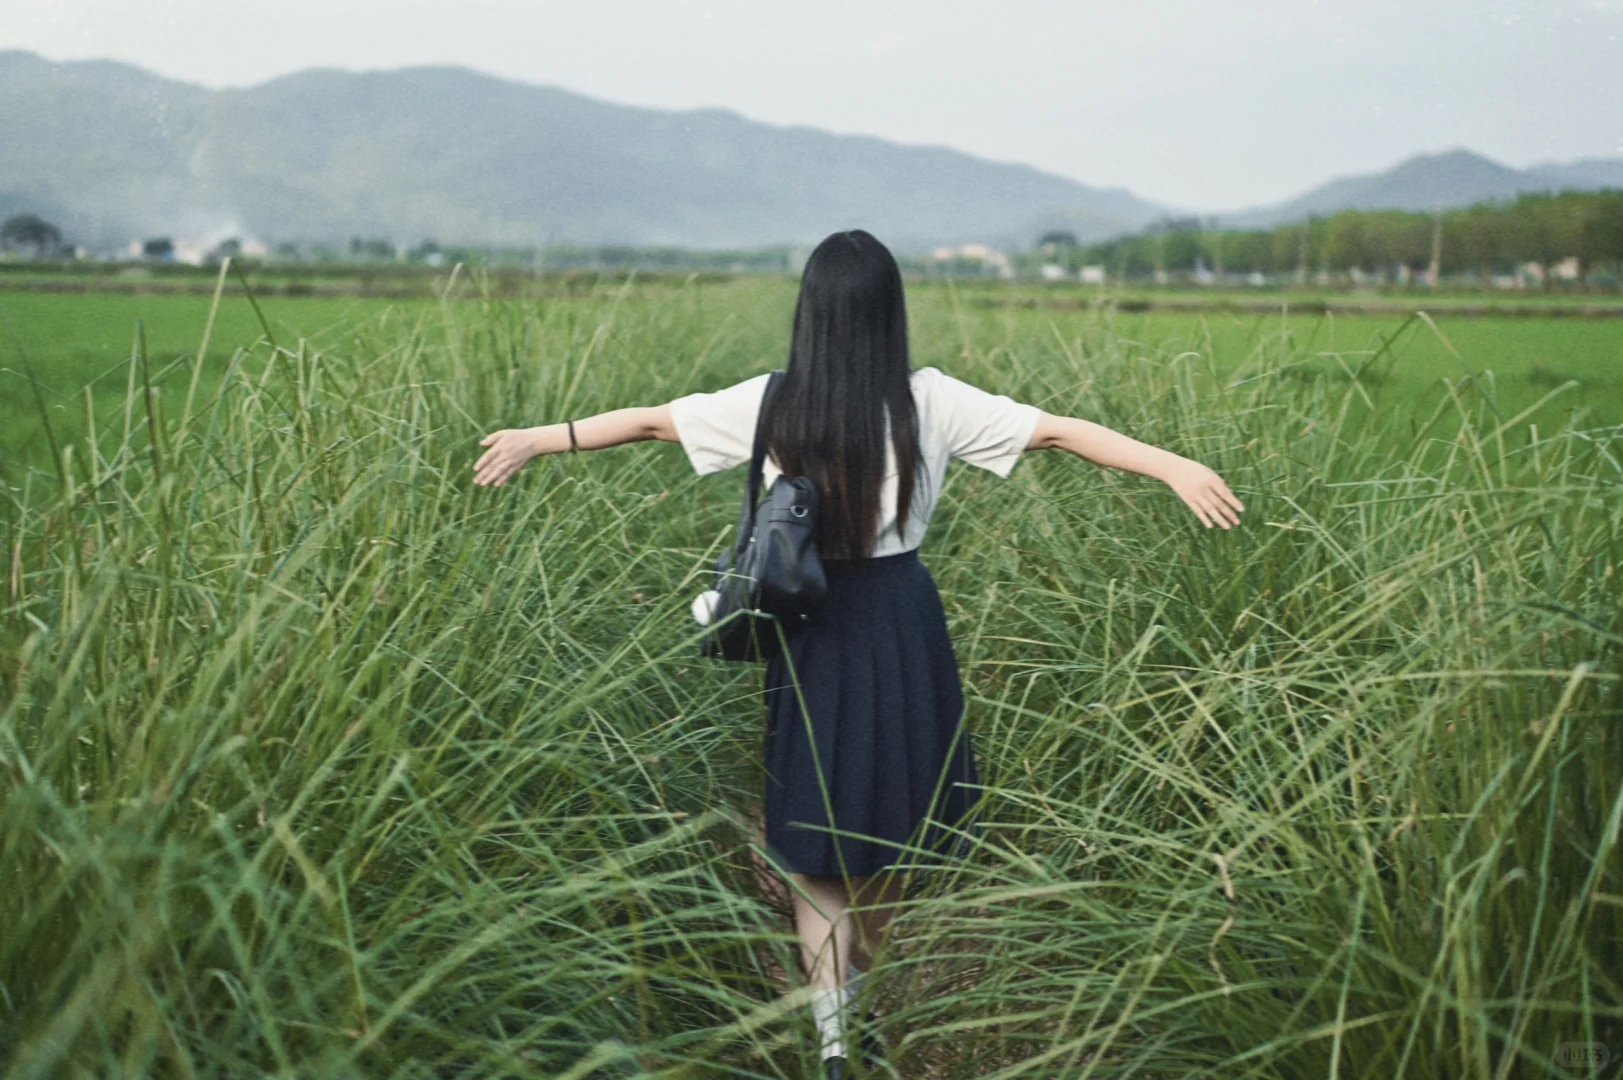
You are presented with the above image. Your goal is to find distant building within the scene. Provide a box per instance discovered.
[1080,265,1107,285]
[927,242,1013,279]
[173,239,213,266]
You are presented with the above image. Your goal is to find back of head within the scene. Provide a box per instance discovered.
[762,230,922,560]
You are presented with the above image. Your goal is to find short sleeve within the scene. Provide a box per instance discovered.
[920,367,1042,478]
[667,372,772,475]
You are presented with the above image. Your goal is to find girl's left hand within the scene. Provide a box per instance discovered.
[474,427,543,487]
[1164,460,1245,529]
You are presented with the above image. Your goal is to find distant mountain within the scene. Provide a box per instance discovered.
[0,50,1167,251]
[1221,149,1623,228]
[1526,158,1623,190]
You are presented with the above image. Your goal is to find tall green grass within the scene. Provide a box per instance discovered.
[2,272,1619,1078]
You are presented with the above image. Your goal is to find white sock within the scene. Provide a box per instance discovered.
[810,985,849,1060]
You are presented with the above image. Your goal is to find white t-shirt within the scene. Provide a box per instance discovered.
[668,366,1043,557]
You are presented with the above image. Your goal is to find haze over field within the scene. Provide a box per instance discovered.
[0,51,1169,251]
[5,0,1622,211]
[3,49,1622,254]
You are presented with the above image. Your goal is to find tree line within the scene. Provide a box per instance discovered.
[1046,190,1623,286]
[0,214,69,258]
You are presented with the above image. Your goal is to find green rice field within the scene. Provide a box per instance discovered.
[1,276,1620,1077]
[4,281,1619,484]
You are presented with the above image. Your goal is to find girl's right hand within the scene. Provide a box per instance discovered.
[474,427,544,487]
[1163,459,1245,530]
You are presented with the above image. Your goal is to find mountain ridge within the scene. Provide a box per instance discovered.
[0,50,1166,251]
[1219,148,1623,227]
[5,51,1620,249]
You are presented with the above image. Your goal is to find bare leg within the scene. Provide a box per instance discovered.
[791,873,855,990]
[849,870,906,971]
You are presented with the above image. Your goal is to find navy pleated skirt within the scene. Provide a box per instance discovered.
[761,549,982,877]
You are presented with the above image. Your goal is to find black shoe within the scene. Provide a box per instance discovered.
[821,1054,848,1079]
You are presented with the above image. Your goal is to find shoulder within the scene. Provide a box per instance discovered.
[666,371,774,475]
[911,365,992,392]
[713,370,775,397]
[909,365,950,402]
[725,371,775,401]
[910,365,1000,407]
[671,371,773,413]
[908,365,1042,472]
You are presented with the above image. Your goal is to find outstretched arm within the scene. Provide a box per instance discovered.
[473,405,679,487]
[1027,412,1245,530]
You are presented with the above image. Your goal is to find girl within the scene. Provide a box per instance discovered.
[473,230,1244,1076]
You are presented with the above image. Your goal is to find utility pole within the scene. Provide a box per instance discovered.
[1427,213,1443,289]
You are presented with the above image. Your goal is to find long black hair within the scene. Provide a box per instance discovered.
[760,230,922,561]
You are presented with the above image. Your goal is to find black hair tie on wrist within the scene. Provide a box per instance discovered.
[567,420,580,453]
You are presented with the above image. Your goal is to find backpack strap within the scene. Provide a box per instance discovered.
[734,370,784,553]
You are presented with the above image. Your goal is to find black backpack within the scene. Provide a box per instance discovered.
[700,370,828,662]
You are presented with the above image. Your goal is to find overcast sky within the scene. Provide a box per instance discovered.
[5,0,1620,211]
